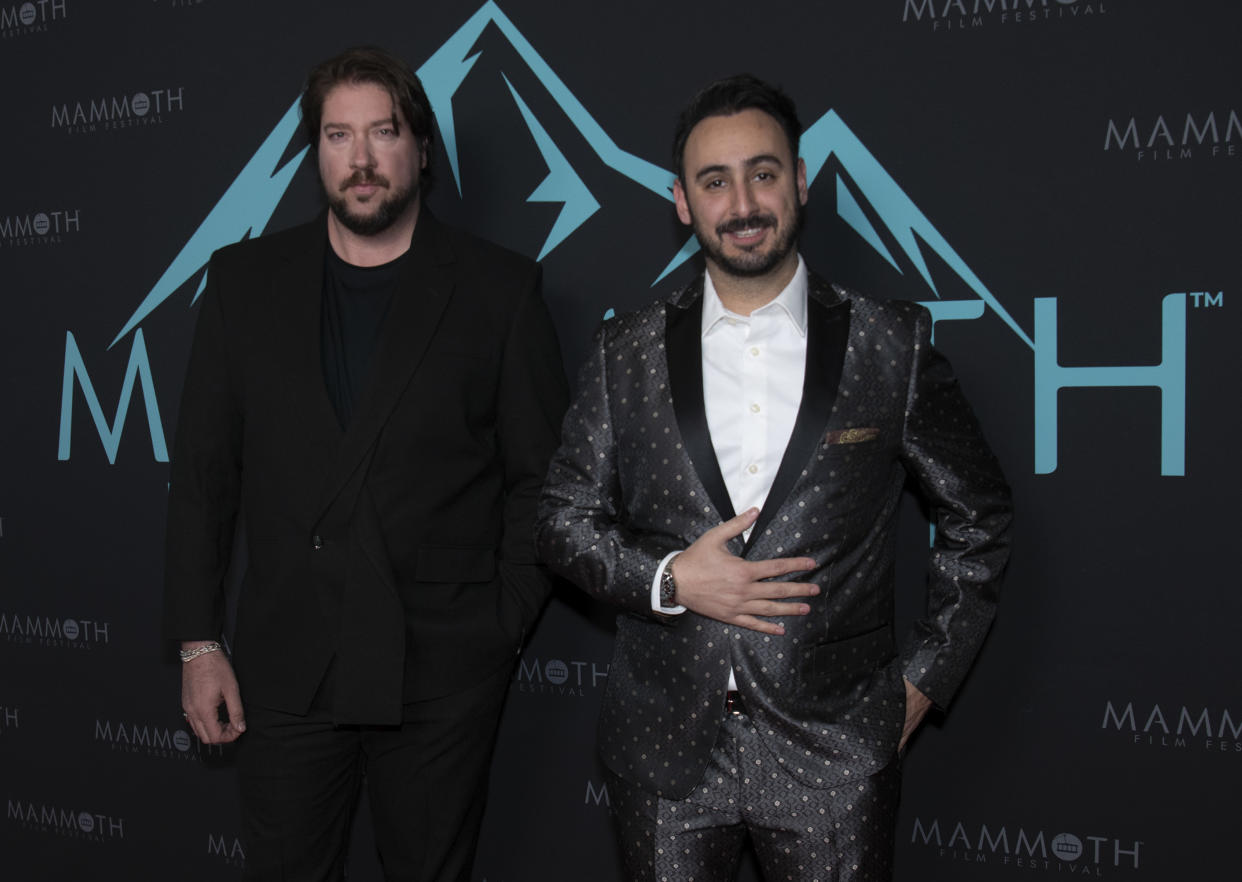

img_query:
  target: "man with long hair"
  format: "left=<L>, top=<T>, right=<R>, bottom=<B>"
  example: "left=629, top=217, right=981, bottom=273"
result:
left=166, top=46, right=567, bottom=880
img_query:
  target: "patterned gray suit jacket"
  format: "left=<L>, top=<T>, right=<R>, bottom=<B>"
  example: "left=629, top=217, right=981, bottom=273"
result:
left=536, top=271, right=1012, bottom=799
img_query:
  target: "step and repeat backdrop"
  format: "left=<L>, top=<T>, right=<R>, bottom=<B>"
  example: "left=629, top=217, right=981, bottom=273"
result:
left=3, top=1, right=1239, bottom=879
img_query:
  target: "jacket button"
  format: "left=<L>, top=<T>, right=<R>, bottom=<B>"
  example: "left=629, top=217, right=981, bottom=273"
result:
left=311, top=535, right=323, bottom=550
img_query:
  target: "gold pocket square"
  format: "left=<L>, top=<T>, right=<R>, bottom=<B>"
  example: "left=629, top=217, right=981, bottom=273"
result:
left=824, top=427, right=880, bottom=445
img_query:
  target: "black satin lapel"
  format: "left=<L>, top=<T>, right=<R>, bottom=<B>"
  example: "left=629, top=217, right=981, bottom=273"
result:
left=273, top=228, right=343, bottom=449
left=666, top=295, right=735, bottom=523
left=745, top=296, right=850, bottom=554
left=312, top=216, right=452, bottom=520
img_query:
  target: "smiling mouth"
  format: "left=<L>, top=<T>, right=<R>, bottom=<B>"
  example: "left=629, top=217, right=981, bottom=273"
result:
left=718, top=214, right=776, bottom=243
left=722, top=226, right=772, bottom=249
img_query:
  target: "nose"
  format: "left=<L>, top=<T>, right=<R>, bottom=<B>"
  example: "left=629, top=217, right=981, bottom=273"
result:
left=731, top=179, right=757, bottom=217
left=349, top=134, right=375, bottom=169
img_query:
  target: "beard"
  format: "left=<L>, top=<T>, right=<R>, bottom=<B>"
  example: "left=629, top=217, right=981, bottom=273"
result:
left=692, top=200, right=804, bottom=279
left=325, top=168, right=419, bottom=237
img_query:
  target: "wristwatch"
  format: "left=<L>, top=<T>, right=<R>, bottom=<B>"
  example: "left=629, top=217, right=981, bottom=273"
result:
left=659, top=554, right=680, bottom=608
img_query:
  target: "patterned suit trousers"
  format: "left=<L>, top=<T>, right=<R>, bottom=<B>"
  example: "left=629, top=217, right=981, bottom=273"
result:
left=608, top=700, right=901, bottom=882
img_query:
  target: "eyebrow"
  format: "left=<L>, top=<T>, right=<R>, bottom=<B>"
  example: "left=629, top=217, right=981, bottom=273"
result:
left=322, top=117, right=401, bottom=131
left=692, top=153, right=785, bottom=182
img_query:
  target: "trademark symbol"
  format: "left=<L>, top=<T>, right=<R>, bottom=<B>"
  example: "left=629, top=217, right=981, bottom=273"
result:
left=1188, top=291, right=1224, bottom=308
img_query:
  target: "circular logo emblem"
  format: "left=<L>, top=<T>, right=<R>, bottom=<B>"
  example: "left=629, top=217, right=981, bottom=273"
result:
left=62, top=619, right=80, bottom=640
left=545, top=659, right=569, bottom=685
left=173, top=729, right=192, bottom=752
left=19, top=3, right=36, bottom=26
left=33, top=213, right=50, bottom=235
left=77, top=811, right=95, bottom=833
left=131, top=92, right=150, bottom=116
left=1052, top=833, right=1083, bottom=861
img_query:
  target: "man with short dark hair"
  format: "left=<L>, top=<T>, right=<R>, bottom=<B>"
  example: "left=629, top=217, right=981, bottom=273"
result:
left=165, top=46, right=567, bottom=880
left=537, top=74, right=1012, bottom=880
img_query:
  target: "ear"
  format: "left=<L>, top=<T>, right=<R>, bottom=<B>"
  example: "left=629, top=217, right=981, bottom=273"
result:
left=673, top=177, right=692, bottom=226
left=420, top=138, right=429, bottom=170
left=796, top=157, right=808, bottom=206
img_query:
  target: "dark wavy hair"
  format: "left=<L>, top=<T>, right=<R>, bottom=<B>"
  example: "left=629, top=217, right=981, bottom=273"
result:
left=300, top=46, right=435, bottom=184
left=672, top=74, right=802, bottom=181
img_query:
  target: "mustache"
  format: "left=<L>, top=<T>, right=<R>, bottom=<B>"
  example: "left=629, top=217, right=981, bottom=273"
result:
left=340, top=169, right=391, bottom=192
left=716, top=213, right=776, bottom=236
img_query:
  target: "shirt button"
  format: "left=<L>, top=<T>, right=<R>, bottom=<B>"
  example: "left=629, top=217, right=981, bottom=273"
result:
left=750, top=347, right=760, bottom=357
left=747, top=464, right=758, bottom=475
left=750, top=403, right=761, bottom=414
left=311, top=535, right=323, bottom=550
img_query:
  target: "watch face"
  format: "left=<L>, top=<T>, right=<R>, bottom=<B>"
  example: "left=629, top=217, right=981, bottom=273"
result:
left=661, top=569, right=676, bottom=606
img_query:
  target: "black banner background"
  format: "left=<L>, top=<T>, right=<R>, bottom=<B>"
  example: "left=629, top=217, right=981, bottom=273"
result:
left=3, top=1, right=1239, bottom=879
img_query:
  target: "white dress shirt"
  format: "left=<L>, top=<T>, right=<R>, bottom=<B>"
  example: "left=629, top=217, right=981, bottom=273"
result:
left=651, top=258, right=810, bottom=690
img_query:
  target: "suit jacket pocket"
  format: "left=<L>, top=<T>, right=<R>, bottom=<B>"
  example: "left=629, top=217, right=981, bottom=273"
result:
left=823, top=427, right=881, bottom=446
left=815, top=429, right=892, bottom=519
left=413, top=545, right=497, bottom=583
left=808, top=623, right=895, bottom=689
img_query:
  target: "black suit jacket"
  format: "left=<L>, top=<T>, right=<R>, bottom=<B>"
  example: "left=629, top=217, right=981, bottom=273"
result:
left=537, top=272, right=1012, bottom=797
left=164, top=211, right=568, bottom=725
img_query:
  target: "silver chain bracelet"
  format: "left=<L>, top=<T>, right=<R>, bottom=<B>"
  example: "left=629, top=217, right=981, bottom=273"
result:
left=178, top=641, right=223, bottom=663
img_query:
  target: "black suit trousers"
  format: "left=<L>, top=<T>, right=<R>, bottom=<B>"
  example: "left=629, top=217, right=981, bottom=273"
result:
left=236, top=661, right=513, bottom=882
